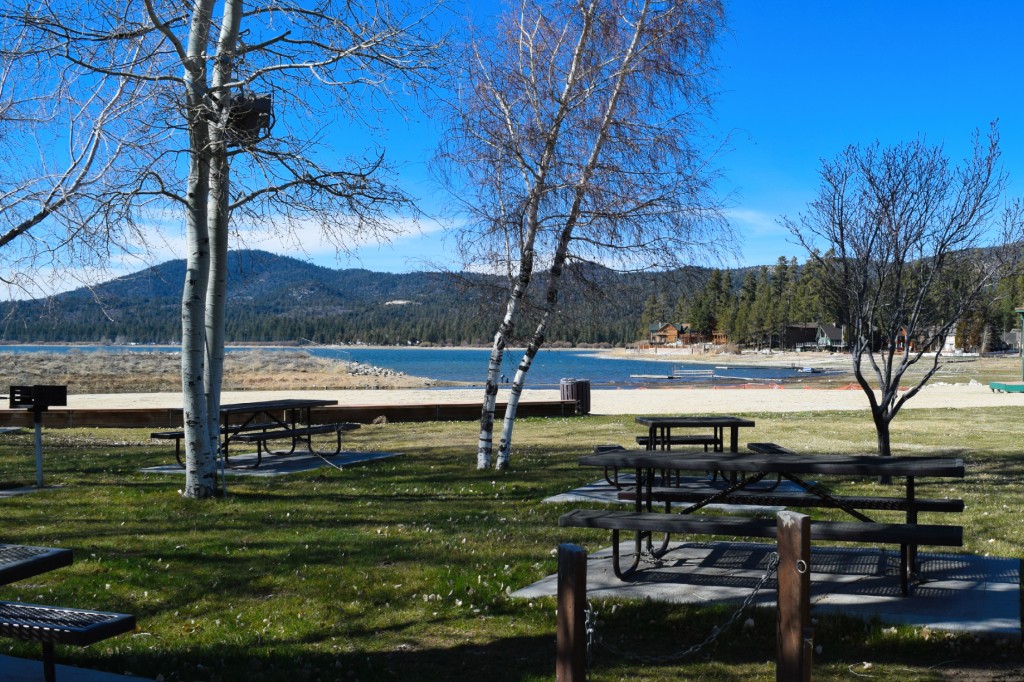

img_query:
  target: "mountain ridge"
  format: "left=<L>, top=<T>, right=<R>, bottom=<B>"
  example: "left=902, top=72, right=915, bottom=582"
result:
left=1, top=250, right=672, bottom=345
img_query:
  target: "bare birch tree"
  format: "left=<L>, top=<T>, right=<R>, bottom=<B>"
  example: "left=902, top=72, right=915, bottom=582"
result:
left=0, top=18, right=143, bottom=294
left=785, top=129, right=1023, bottom=465
left=437, top=0, right=730, bottom=469
left=7, top=0, right=443, bottom=497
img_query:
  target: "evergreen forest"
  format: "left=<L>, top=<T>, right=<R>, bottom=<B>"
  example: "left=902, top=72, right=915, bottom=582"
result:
left=1, top=251, right=1019, bottom=349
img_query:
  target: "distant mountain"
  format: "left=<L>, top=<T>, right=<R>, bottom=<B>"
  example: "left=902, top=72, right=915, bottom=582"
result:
left=0, top=250, right=698, bottom=346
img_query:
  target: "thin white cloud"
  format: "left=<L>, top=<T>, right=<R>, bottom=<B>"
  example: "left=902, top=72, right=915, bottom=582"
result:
left=724, top=207, right=787, bottom=236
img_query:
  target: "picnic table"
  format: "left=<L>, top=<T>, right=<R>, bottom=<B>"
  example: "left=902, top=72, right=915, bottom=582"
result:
left=0, top=544, right=72, bottom=586
left=563, top=449, right=965, bottom=594
left=153, top=398, right=360, bottom=468
left=634, top=415, right=755, bottom=452
left=0, top=543, right=135, bottom=681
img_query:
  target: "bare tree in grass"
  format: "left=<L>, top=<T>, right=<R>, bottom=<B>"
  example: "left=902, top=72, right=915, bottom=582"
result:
left=9, top=0, right=443, bottom=497
left=437, top=0, right=730, bottom=470
left=785, top=128, right=1023, bottom=464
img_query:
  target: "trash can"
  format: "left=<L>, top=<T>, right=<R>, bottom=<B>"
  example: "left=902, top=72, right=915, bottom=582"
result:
left=559, top=378, right=591, bottom=416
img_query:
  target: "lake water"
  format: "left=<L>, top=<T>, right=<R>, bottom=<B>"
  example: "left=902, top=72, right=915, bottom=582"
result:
left=0, top=345, right=821, bottom=387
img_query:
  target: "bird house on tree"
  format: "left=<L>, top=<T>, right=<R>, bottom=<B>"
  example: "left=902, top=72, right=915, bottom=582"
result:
left=226, top=93, right=273, bottom=146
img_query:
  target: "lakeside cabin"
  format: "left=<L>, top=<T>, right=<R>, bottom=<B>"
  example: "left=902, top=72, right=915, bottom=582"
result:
left=647, top=322, right=725, bottom=347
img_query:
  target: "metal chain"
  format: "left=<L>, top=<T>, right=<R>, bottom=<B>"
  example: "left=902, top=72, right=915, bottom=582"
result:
left=586, top=551, right=780, bottom=666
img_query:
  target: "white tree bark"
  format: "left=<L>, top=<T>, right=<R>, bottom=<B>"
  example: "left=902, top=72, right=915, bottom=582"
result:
left=449, top=1, right=728, bottom=468
left=496, top=1, right=654, bottom=468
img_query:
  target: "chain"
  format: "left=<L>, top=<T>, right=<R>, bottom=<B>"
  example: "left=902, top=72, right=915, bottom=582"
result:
left=586, top=552, right=779, bottom=666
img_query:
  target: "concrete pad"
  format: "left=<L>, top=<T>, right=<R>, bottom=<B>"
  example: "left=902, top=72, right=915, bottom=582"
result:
left=0, top=654, right=152, bottom=681
left=514, top=541, right=1021, bottom=636
left=544, top=475, right=792, bottom=514
left=141, top=450, right=400, bottom=477
left=139, top=446, right=399, bottom=473
left=0, top=484, right=62, bottom=499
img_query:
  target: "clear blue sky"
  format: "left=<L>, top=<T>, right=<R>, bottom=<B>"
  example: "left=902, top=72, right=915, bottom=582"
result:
left=138, top=1, right=1013, bottom=280
left=326, top=1, right=1024, bottom=275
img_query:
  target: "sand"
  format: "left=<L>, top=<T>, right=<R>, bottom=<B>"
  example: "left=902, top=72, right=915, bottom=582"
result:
left=64, top=380, right=1018, bottom=415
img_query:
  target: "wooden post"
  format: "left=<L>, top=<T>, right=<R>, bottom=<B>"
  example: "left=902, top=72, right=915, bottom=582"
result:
left=556, top=543, right=587, bottom=682
left=777, top=511, right=812, bottom=682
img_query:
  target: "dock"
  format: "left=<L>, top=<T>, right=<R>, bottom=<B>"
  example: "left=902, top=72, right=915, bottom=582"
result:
left=629, top=368, right=715, bottom=380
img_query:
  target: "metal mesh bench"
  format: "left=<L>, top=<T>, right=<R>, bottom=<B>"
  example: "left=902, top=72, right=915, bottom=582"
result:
left=231, top=422, right=361, bottom=466
left=0, top=601, right=136, bottom=682
left=151, top=422, right=284, bottom=467
left=635, top=434, right=721, bottom=450
left=559, top=508, right=962, bottom=594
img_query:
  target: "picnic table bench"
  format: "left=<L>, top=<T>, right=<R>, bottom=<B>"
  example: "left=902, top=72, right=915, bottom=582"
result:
left=634, top=434, right=720, bottom=450
left=564, top=449, right=965, bottom=595
left=151, top=421, right=280, bottom=466
left=151, top=398, right=361, bottom=468
left=232, top=422, right=361, bottom=464
left=0, top=544, right=134, bottom=682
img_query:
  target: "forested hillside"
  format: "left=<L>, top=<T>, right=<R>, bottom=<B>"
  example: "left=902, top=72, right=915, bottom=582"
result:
left=3, top=250, right=1015, bottom=348
left=0, top=251, right=695, bottom=345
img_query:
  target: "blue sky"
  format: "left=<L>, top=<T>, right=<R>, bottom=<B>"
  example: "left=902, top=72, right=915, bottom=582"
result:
left=87, top=1, right=1012, bottom=286
left=318, top=1, right=1024, bottom=275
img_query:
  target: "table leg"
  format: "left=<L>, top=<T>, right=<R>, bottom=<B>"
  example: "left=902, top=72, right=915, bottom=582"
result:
left=906, top=476, right=918, bottom=586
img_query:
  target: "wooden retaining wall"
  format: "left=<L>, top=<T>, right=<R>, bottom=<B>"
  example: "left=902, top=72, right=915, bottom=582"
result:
left=0, top=400, right=580, bottom=429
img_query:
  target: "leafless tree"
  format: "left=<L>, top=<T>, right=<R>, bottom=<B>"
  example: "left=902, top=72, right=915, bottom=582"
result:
left=0, top=18, right=144, bottom=295
left=6, top=0, right=444, bottom=497
left=785, top=128, right=1023, bottom=465
left=437, top=0, right=731, bottom=469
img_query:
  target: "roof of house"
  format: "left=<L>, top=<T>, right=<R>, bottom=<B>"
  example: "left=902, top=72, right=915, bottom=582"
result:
left=818, top=324, right=843, bottom=340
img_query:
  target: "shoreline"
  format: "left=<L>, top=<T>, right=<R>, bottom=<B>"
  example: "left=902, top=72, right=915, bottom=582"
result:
left=57, top=380, right=1018, bottom=415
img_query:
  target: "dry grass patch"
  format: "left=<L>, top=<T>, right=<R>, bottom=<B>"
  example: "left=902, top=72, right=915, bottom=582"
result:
left=0, top=349, right=446, bottom=393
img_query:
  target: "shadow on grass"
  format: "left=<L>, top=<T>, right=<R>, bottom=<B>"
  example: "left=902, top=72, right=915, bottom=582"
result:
left=16, top=633, right=557, bottom=682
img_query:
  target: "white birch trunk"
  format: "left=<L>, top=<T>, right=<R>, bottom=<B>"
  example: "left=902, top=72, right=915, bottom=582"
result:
left=495, top=328, right=547, bottom=469
left=496, top=242, right=567, bottom=469
left=182, top=153, right=216, bottom=497
left=203, top=0, right=242, bottom=470
left=478, top=263, right=532, bottom=469
left=180, top=0, right=218, bottom=499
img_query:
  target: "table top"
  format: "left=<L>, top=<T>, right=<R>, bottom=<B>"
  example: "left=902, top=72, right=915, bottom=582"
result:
left=0, top=544, right=73, bottom=586
left=635, top=416, right=756, bottom=428
left=220, top=398, right=339, bottom=415
left=579, top=450, right=965, bottom=478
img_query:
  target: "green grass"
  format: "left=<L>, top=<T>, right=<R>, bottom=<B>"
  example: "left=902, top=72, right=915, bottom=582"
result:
left=0, top=409, right=1023, bottom=681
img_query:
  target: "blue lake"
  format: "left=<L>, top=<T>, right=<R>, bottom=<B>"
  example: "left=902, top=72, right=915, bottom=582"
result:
left=0, top=345, right=820, bottom=387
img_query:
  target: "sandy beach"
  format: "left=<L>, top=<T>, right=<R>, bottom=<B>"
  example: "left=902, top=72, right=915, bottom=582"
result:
left=65, top=380, right=1019, bottom=414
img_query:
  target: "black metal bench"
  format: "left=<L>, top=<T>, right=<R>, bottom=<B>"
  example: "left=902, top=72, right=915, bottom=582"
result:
left=619, top=480, right=965, bottom=514
left=558, top=508, right=963, bottom=594
left=0, top=601, right=136, bottom=682
left=151, top=422, right=282, bottom=467
left=635, top=434, right=721, bottom=451
left=231, top=422, right=361, bottom=466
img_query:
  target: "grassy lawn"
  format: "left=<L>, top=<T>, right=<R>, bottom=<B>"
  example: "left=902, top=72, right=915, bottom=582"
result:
left=0, top=408, right=1022, bottom=681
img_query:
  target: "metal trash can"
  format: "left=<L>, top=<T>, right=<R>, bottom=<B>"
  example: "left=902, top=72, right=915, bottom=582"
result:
left=559, top=378, right=591, bottom=416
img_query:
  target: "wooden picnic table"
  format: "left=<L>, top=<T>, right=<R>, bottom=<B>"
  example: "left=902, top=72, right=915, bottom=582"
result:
left=634, top=415, right=755, bottom=452
left=566, top=449, right=965, bottom=594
